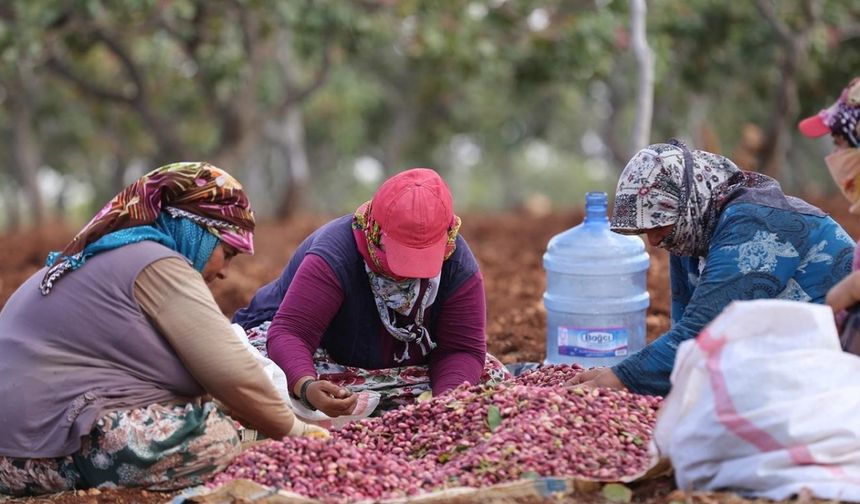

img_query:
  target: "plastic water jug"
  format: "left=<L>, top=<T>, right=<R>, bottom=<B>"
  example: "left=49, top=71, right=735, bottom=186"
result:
left=543, top=192, right=650, bottom=367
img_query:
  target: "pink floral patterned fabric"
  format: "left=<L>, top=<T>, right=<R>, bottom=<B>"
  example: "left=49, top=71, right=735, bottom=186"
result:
left=0, top=402, right=240, bottom=496
left=61, top=162, right=255, bottom=257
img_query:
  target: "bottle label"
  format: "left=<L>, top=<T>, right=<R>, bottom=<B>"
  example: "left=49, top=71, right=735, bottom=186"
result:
left=557, top=326, right=629, bottom=358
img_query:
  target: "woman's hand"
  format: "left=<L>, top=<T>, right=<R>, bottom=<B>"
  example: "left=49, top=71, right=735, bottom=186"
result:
left=287, top=417, right=331, bottom=439
left=565, top=367, right=627, bottom=391
left=302, top=423, right=331, bottom=439
left=826, top=270, right=860, bottom=314
left=306, top=380, right=358, bottom=418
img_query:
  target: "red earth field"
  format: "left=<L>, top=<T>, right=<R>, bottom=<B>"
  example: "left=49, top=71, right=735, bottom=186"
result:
left=1, top=196, right=856, bottom=503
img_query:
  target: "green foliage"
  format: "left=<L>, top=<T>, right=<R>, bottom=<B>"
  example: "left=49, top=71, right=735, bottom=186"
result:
left=602, top=483, right=633, bottom=503
left=0, top=0, right=857, bottom=225
left=486, top=404, right=501, bottom=432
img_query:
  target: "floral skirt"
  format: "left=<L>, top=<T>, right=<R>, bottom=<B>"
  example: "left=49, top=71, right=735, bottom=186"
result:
left=246, top=322, right=511, bottom=413
left=0, top=402, right=240, bottom=496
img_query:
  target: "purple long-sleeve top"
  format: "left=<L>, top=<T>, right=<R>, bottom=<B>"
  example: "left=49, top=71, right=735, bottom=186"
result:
left=233, top=215, right=487, bottom=395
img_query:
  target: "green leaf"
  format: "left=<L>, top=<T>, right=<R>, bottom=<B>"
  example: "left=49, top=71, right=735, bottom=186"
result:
left=602, top=483, right=632, bottom=503
left=416, top=391, right=433, bottom=403
left=487, top=404, right=501, bottom=432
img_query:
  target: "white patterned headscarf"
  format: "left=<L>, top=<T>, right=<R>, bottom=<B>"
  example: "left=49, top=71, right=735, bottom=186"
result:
left=365, top=264, right=441, bottom=363
left=610, top=141, right=747, bottom=257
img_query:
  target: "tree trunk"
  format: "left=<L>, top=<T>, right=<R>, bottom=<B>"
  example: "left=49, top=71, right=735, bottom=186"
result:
left=757, top=50, right=800, bottom=177
left=600, top=72, right=631, bottom=173
left=1, top=175, right=20, bottom=231
left=381, top=95, right=419, bottom=176
left=8, top=74, right=45, bottom=226
left=629, top=0, right=654, bottom=156
left=753, top=0, right=820, bottom=179
left=275, top=106, right=311, bottom=218
left=110, top=154, right=130, bottom=195
left=497, top=152, right=521, bottom=209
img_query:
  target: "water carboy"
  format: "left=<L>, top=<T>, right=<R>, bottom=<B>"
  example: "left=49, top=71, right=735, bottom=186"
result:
left=542, top=191, right=650, bottom=367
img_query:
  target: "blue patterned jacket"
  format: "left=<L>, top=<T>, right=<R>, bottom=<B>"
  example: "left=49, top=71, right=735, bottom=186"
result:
left=613, top=202, right=855, bottom=396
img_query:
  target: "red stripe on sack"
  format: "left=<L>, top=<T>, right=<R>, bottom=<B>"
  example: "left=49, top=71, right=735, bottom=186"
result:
left=697, top=329, right=783, bottom=452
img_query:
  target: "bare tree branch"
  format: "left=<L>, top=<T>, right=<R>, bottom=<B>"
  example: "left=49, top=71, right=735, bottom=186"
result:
left=839, top=23, right=860, bottom=41
left=754, top=0, right=792, bottom=44
left=754, top=0, right=821, bottom=177
left=153, top=0, right=206, bottom=51
left=91, top=30, right=187, bottom=161
left=223, top=0, right=256, bottom=57
left=49, top=21, right=187, bottom=162
left=209, top=2, right=273, bottom=166
left=155, top=0, right=269, bottom=166
left=47, top=28, right=144, bottom=104
left=155, top=2, right=221, bottom=113
left=92, top=30, right=147, bottom=102
left=278, top=43, right=333, bottom=112
left=353, top=0, right=396, bottom=12
left=801, top=0, right=821, bottom=26
left=0, top=3, right=15, bottom=21
left=45, top=56, right=134, bottom=103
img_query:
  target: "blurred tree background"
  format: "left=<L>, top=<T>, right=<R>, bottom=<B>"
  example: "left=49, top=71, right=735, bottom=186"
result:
left=0, top=0, right=857, bottom=229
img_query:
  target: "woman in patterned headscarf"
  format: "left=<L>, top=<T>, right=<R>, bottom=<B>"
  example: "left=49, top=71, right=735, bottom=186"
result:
left=568, top=141, right=854, bottom=397
left=801, top=77, right=860, bottom=356
left=0, top=162, right=325, bottom=497
left=232, top=168, right=510, bottom=422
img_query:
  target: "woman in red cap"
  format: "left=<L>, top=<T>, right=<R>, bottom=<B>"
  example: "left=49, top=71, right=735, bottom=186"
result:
left=0, top=163, right=325, bottom=496
left=801, top=77, right=860, bottom=355
left=233, top=168, right=508, bottom=420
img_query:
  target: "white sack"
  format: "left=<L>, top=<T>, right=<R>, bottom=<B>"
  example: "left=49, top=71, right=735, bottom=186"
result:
left=655, top=300, right=860, bottom=501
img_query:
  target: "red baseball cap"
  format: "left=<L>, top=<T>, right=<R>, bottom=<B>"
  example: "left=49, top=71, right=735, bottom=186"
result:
left=371, top=168, right=454, bottom=278
left=798, top=113, right=831, bottom=138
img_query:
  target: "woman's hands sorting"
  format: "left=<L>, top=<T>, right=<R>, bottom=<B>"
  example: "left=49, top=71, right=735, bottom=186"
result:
left=305, top=379, right=358, bottom=418
left=565, top=367, right=628, bottom=391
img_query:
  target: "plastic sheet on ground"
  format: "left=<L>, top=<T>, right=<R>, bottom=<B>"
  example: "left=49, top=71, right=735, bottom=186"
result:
left=656, top=299, right=860, bottom=501
left=171, top=456, right=670, bottom=504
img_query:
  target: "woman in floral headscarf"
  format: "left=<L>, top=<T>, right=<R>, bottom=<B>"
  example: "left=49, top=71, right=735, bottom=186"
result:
left=568, top=141, right=854, bottom=396
left=0, top=162, right=324, bottom=496
left=800, top=76, right=860, bottom=355
left=232, top=168, right=509, bottom=421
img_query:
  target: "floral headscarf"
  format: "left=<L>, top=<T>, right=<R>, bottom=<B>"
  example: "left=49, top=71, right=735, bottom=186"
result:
left=352, top=200, right=460, bottom=362
left=41, top=162, right=255, bottom=293
left=609, top=141, right=812, bottom=257
left=810, top=77, right=860, bottom=147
